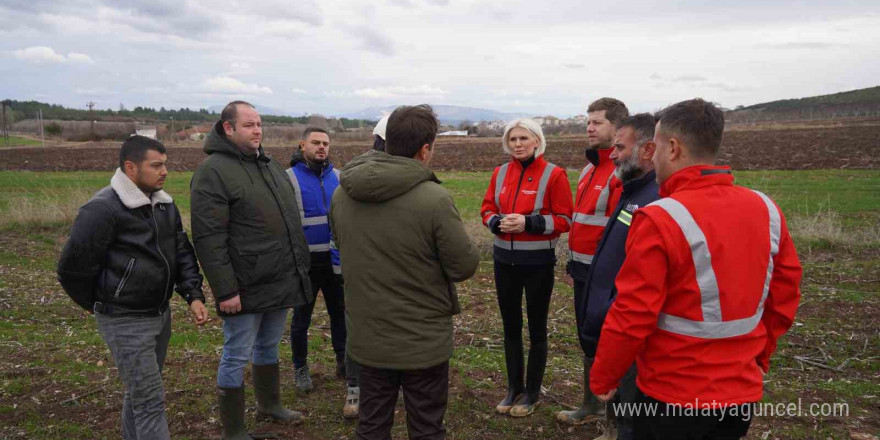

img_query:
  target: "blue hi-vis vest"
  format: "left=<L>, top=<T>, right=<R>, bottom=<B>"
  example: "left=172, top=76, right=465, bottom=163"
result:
left=286, top=162, right=341, bottom=274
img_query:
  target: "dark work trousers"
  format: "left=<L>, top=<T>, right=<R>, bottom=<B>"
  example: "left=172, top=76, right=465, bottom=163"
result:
left=494, top=261, right=555, bottom=402
left=633, top=389, right=752, bottom=440
left=610, top=364, right=638, bottom=440
left=572, top=278, right=596, bottom=357
left=291, top=267, right=357, bottom=384
left=356, top=361, right=449, bottom=440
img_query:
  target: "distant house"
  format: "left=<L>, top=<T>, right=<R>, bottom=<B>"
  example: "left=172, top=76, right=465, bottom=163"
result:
left=438, top=130, right=468, bottom=137
left=533, top=115, right=561, bottom=126
left=176, top=125, right=212, bottom=141
left=135, top=125, right=157, bottom=139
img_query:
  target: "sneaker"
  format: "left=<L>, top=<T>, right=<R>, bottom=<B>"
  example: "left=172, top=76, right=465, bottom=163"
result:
left=294, top=365, right=313, bottom=393
left=343, top=386, right=359, bottom=420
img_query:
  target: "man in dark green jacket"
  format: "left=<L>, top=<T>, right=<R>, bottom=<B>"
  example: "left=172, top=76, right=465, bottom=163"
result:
left=191, top=101, right=313, bottom=439
left=330, top=105, right=480, bottom=440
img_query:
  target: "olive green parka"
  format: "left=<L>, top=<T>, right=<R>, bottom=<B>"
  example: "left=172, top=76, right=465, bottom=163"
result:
left=190, top=122, right=313, bottom=316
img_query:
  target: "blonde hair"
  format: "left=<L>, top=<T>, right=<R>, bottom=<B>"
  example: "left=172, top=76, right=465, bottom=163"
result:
left=502, top=118, right=546, bottom=157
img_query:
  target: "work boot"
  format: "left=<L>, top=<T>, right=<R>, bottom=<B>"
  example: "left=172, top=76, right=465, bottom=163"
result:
left=342, top=386, right=360, bottom=420
left=218, top=386, right=253, bottom=440
left=496, top=339, right=525, bottom=414
left=294, top=364, right=313, bottom=393
left=253, top=363, right=304, bottom=424
left=557, top=356, right=605, bottom=424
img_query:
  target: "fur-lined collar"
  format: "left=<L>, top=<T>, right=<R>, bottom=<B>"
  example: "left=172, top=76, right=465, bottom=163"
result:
left=111, top=168, right=173, bottom=209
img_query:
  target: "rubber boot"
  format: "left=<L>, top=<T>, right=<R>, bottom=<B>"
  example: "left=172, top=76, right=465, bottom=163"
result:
left=495, top=339, right=525, bottom=414
left=556, top=356, right=605, bottom=424
left=253, top=363, right=304, bottom=424
left=218, top=386, right=253, bottom=440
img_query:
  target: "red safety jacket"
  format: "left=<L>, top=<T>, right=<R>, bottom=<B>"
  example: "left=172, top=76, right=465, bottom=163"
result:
left=481, top=155, right=573, bottom=265
left=569, top=148, right=621, bottom=271
left=590, top=165, right=802, bottom=407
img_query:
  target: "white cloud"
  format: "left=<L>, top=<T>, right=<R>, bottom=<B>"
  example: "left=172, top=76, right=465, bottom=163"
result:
left=12, top=46, right=92, bottom=64
left=292, top=88, right=307, bottom=94
left=198, top=76, right=273, bottom=96
left=352, top=85, right=448, bottom=99
left=75, top=87, right=113, bottom=96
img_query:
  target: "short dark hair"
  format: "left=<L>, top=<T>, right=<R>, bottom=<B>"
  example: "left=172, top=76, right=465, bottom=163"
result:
left=220, top=100, right=255, bottom=129
left=588, top=97, right=629, bottom=125
left=655, top=98, right=725, bottom=159
left=119, top=135, right=166, bottom=169
left=302, top=126, right=329, bottom=141
left=385, top=104, right=438, bottom=159
left=617, top=113, right=656, bottom=146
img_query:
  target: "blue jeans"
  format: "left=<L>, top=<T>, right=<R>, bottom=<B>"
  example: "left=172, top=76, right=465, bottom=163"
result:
left=217, top=308, right=289, bottom=388
left=96, top=308, right=172, bottom=440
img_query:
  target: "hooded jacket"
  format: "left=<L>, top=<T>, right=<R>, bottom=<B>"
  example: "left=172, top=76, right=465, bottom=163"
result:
left=287, top=150, right=341, bottom=273
left=569, top=148, right=622, bottom=280
left=58, top=169, right=204, bottom=314
left=329, top=151, right=480, bottom=370
left=190, top=122, right=313, bottom=316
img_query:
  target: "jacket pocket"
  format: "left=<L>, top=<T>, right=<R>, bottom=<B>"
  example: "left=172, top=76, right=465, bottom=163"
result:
left=232, top=240, right=286, bottom=286
left=114, top=257, right=137, bottom=299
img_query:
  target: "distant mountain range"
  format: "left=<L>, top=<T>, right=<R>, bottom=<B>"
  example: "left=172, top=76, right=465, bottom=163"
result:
left=339, top=105, right=532, bottom=124
left=727, top=85, right=880, bottom=122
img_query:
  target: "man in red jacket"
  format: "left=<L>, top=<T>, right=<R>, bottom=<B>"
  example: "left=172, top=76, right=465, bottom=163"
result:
left=561, top=97, right=629, bottom=425
left=590, top=98, right=802, bottom=439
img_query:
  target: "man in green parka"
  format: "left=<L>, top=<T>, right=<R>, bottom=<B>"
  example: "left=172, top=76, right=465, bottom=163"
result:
left=191, top=101, right=313, bottom=439
left=330, top=104, right=480, bottom=440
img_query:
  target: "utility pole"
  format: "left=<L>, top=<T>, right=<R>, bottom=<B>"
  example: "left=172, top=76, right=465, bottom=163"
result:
left=170, top=116, right=174, bottom=143
left=87, top=101, right=96, bottom=140
left=38, top=109, right=45, bottom=147
left=1, top=100, right=8, bottom=148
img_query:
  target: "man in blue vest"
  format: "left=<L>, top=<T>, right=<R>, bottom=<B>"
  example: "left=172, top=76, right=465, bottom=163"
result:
left=558, top=113, right=660, bottom=440
left=287, top=127, right=359, bottom=418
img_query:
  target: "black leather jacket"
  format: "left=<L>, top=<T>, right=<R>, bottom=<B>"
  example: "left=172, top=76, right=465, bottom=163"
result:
left=58, top=185, right=204, bottom=314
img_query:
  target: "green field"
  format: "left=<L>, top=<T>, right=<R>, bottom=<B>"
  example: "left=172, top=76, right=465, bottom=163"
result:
left=1, top=136, right=43, bottom=147
left=0, top=169, right=878, bottom=439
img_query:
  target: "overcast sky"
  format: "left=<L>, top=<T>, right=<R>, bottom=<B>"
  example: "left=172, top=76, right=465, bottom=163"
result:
left=2, top=0, right=878, bottom=118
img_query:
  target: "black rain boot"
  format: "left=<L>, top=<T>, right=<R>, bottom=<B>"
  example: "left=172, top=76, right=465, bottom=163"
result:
left=218, top=386, right=253, bottom=440
left=252, top=363, right=304, bottom=424
left=557, top=356, right=606, bottom=424
left=495, top=339, right=525, bottom=414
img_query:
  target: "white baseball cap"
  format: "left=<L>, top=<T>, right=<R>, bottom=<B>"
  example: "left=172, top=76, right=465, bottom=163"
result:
left=372, top=114, right=390, bottom=140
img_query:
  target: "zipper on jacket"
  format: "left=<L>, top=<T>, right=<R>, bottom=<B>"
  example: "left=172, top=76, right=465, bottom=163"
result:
left=576, top=167, right=599, bottom=207
left=114, top=257, right=136, bottom=299
left=320, top=175, right=328, bottom=212
left=508, top=165, right=528, bottom=252
left=152, top=206, right=172, bottom=307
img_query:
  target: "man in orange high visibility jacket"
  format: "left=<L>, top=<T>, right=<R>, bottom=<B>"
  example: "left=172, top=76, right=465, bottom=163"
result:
left=562, top=97, right=629, bottom=425
left=590, top=99, right=802, bottom=439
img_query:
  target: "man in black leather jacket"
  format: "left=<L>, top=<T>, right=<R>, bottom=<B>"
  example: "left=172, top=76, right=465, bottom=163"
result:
left=58, top=135, right=207, bottom=440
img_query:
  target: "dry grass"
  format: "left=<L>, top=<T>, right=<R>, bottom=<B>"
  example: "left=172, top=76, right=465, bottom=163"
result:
left=788, top=210, right=880, bottom=247
left=0, top=188, right=94, bottom=230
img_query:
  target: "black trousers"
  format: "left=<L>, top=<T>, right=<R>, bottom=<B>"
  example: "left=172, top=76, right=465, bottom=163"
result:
left=494, top=261, right=554, bottom=400
left=572, top=278, right=597, bottom=356
left=291, top=267, right=346, bottom=366
left=634, top=389, right=752, bottom=440
left=356, top=361, right=449, bottom=440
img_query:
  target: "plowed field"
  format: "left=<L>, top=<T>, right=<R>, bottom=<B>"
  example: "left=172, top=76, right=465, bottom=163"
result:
left=2, top=123, right=878, bottom=171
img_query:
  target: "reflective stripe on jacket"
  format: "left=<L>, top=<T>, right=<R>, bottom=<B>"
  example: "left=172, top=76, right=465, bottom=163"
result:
left=480, top=155, right=573, bottom=265
left=569, top=148, right=621, bottom=275
left=286, top=160, right=341, bottom=273
left=590, top=165, right=802, bottom=407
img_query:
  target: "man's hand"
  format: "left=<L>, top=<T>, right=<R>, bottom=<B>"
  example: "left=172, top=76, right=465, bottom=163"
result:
left=189, top=300, right=209, bottom=325
left=500, top=214, right=526, bottom=234
left=596, top=388, right=617, bottom=402
left=219, top=295, right=242, bottom=314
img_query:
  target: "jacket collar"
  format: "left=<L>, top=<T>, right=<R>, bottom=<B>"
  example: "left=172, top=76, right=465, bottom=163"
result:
left=509, top=154, right=545, bottom=171
left=659, top=165, right=733, bottom=197
left=111, top=168, right=173, bottom=209
left=586, top=147, right=614, bottom=167
left=621, top=169, right=657, bottom=196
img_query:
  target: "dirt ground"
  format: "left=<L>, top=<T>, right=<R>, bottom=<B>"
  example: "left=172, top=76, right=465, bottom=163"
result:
left=2, top=122, right=879, bottom=172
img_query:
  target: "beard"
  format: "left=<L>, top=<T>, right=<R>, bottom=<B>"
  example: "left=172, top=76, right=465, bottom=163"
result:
left=614, top=146, right=643, bottom=182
